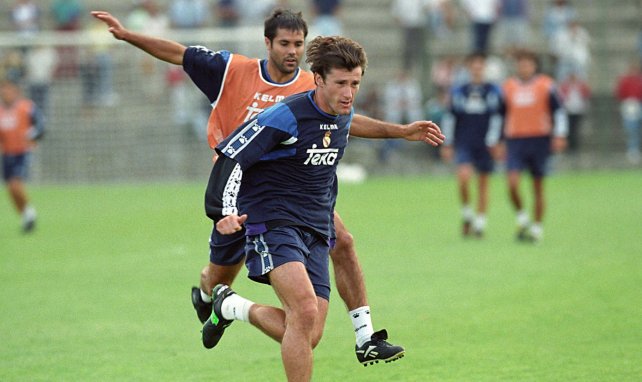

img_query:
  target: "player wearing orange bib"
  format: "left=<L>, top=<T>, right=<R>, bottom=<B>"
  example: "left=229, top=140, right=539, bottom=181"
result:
left=0, top=79, right=45, bottom=233
left=92, top=8, right=444, bottom=364
left=501, top=50, right=567, bottom=242
left=203, top=52, right=314, bottom=148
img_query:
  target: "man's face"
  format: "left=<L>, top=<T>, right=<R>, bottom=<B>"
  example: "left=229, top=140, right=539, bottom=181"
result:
left=266, top=28, right=305, bottom=75
left=315, top=67, right=363, bottom=115
left=516, top=57, right=536, bottom=80
left=0, top=83, right=19, bottom=105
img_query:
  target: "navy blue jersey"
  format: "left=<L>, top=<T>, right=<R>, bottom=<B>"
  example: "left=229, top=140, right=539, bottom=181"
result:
left=216, top=90, right=352, bottom=239
left=444, top=83, right=503, bottom=147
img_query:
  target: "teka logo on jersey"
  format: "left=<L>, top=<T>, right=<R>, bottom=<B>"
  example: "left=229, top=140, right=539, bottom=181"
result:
left=304, top=144, right=339, bottom=166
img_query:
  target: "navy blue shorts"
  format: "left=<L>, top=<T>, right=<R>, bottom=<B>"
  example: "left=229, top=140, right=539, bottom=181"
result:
left=208, top=224, right=246, bottom=266
left=245, top=226, right=331, bottom=301
left=2, top=153, right=31, bottom=182
left=455, top=144, right=494, bottom=173
left=506, top=137, right=551, bottom=177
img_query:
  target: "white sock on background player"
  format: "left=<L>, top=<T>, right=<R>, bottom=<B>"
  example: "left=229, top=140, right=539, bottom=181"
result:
left=22, top=205, right=36, bottom=224
left=516, top=209, right=530, bottom=228
left=473, top=214, right=487, bottom=232
left=529, top=223, right=543, bottom=240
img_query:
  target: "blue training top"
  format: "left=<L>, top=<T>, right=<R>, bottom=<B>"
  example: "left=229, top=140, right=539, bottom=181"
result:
left=446, top=82, right=503, bottom=147
left=216, top=90, right=352, bottom=239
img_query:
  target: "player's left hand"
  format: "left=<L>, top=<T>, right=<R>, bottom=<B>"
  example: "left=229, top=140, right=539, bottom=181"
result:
left=216, top=214, right=247, bottom=235
left=552, top=137, right=567, bottom=153
left=402, top=121, right=445, bottom=146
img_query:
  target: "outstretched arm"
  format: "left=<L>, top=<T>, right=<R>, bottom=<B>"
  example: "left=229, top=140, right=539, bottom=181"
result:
left=350, top=114, right=445, bottom=146
left=91, top=11, right=186, bottom=65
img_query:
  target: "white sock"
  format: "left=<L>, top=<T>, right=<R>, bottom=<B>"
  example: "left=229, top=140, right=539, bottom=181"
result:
left=473, top=214, right=486, bottom=232
left=461, top=205, right=474, bottom=222
left=529, top=223, right=543, bottom=240
left=516, top=210, right=529, bottom=228
left=221, top=293, right=253, bottom=322
left=22, top=205, right=36, bottom=223
left=200, top=289, right=212, bottom=303
left=350, top=306, right=374, bottom=347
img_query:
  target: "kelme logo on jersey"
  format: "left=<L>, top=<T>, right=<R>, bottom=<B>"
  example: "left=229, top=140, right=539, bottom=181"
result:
left=253, top=92, right=286, bottom=103
left=320, top=123, right=338, bottom=130
left=304, top=144, right=339, bottom=166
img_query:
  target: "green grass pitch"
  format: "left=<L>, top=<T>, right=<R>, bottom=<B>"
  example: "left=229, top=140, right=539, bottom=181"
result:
left=1, top=171, right=641, bottom=381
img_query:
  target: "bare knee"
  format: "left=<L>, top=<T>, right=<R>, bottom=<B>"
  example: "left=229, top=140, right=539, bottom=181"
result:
left=291, top=301, right=318, bottom=324
left=331, top=227, right=355, bottom=263
left=457, top=165, right=473, bottom=183
left=287, top=299, right=318, bottom=334
left=336, top=229, right=354, bottom=250
left=7, top=179, right=27, bottom=204
left=507, top=172, right=520, bottom=189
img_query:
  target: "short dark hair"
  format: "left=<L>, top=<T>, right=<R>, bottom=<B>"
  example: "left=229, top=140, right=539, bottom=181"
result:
left=305, top=36, right=368, bottom=79
left=264, top=9, right=308, bottom=42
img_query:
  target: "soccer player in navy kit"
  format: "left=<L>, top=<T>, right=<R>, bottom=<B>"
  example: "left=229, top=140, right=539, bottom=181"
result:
left=201, top=36, right=387, bottom=381
left=441, top=52, right=503, bottom=237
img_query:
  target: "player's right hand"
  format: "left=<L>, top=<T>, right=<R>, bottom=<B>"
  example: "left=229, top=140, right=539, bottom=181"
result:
left=216, top=214, right=248, bottom=235
left=91, top=11, right=127, bottom=40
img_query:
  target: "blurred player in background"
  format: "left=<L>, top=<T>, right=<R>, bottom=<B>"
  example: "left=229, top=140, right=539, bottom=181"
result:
left=91, top=8, right=444, bottom=364
left=0, top=79, right=45, bottom=233
left=614, top=58, right=642, bottom=164
left=441, top=52, right=503, bottom=238
left=501, top=50, right=567, bottom=243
